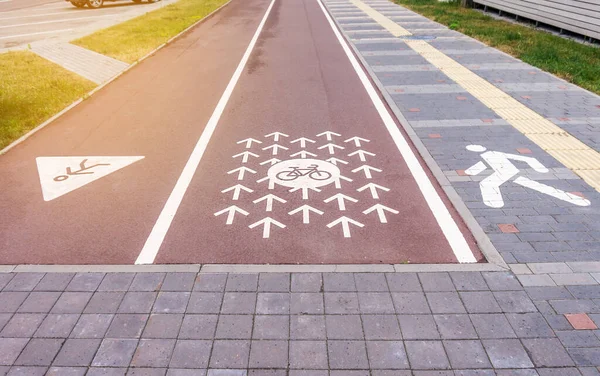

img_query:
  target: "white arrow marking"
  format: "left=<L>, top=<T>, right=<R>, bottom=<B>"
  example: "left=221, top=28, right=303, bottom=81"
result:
left=227, top=166, right=256, bottom=181
left=214, top=206, right=249, bottom=224
left=257, top=176, right=276, bottom=189
left=327, top=216, right=364, bottom=238
left=290, top=137, right=316, bottom=148
left=288, top=205, right=324, bottom=224
left=363, top=204, right=399, bottom=223
left=237, top=138, right=262, bottom=148
left=348, top=149, right=376, bottom=162
left=324, top=193, right=358, bottom=211
left=317, top=131, right=342, bottom=141
left=232, top=151, right=259, bottom=163
left=290, top=150, right=317, bottom=159
left=333, top=175, right=353, bottom=189
left=253, top=194, right=287, bottom=212
left=345, top=136, right=370, bottom=147
left=327, top=157, right=349, bottom=166
left=260, top=158, right=281, bottom=166
left=262, top=144, right=289, bottom=156
left=352, top=165, right=382, bottom=179
left=357, top=183, right=390, bottom=199
left=221, top=184, right=253, bottom=200
left=249, top=217, right=286, bottom=238
left=265, top=132, right=289, bottom=142
left=318, top=143, right=344, bottom=155
left=289, top=186, right=321, bottom=200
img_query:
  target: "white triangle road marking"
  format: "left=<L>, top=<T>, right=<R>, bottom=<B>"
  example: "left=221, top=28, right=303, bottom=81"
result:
left=36, top=156, right=144, bottom=202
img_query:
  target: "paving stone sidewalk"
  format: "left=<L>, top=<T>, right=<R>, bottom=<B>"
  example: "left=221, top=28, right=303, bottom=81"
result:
left=1, top=270, right=600, bottom=375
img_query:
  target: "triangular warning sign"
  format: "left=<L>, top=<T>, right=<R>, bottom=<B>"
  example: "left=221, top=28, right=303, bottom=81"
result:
left=36, top=156, right=144, bottom=201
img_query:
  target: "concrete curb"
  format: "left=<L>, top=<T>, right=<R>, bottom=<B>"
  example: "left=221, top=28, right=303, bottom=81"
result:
left=0, top=263, right=506, bottom=273
left=323, top=2, right=508, bottom=270
left=0, top=0, right=233, bottom=156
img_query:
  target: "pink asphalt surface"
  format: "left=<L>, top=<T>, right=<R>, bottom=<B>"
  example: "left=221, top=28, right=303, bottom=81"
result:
left=0, top=0, right=482, bottom=265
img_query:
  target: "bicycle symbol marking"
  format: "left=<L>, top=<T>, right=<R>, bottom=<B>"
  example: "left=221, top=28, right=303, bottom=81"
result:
left=276, top=164, right=333, bottom=182
left=268, top=158, right=340, bottom=189
left=53, top=159, right=110, bottom=182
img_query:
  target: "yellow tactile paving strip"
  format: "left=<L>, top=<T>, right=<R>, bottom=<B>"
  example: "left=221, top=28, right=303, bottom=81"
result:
left=345, top=0, right=600, bottom=191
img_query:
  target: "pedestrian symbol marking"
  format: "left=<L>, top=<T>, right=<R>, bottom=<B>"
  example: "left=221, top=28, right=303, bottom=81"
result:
left=464, top=145, right=591, bottom=208
left=36, top=156, right=144, bottom=202
left=268, top=158, right=340, bottom=189
left=214, top=206, right=249, bottom=224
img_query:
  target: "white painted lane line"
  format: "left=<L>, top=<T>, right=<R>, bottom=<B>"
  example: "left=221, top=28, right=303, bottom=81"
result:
left=0, top=28, right=72, bottom=39
left=135, top=0, right=277, bottom=265
left=0, top=14, right=118, bottom=29
left=316, top=0, right=477, bottom=263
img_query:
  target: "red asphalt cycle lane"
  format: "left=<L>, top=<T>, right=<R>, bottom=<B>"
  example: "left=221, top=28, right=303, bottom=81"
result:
left=149, top=0, right=482, bottom=264
left=0, top=0, right=271, bottom=264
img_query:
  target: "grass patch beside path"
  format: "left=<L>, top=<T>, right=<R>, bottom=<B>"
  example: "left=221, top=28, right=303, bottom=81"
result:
left=395, top=0, right=600, bottom=95
left=0, top=51, right=96, bottom=150
left=73, top=0, right=229, bottom=64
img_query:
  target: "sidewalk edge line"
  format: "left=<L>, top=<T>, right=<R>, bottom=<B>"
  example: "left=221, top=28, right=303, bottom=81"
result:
left=0, top=0, right=233, bottom=156
left=320, top=0, right=507, bottom=269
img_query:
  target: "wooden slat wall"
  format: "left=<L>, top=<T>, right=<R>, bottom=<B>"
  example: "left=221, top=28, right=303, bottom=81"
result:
left=473, top=0, right=600, bottom=40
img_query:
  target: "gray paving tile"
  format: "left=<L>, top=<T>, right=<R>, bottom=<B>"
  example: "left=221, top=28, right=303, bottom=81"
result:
left=209, top=340, right=250, bottom=369
left=178, top=314, right=218, bottom=340
left=325, top=293, right=360, bottom=314
left=0, top=314, right=45, bottom=338
left=98, top=274, right=134, bottom=292
left=186, top=292, right=223, bottom=314
left=92, top=338, right=137, bottom=367
left=443, top=340, right=492, bottom=369
left=15, top=338, right=63, bottom=366
left=460, top=292, right=502, bottom=313
left=354, top=273, right=388, bottom=292
left=362, top=315, right=402, bottom=340
left=4, top=273, right=44, bottom=292
left=142, top=314, right=183, bottom=339
left=494, top=291, right=537, bottom=313
left=118, top=292, right=157, bottom=314
left=221, top=293, right=256, bottom=314
left=0, top=338, right=29, bottom=366
left=86, top=368, right=127, bottom=376
left=70, top=314, right=113, bottom=339
left=327, top=340, right=369, bottom=369
left=153, top=292, right=190, bottom=314
left=6, top=367, right=47, bottom=376
left=52, top=338, right=101, bottom=367
left=289, top=341, right=328, bottom=369
left=161, top=273, right=196, bottom=292
left=324, top=273, right=356, bottom=292
left=483, top=272, right=523, bottom=291
left=105, top=314, right=147, bottom=338
left=129, top=273, right=165, bottom=292
left=568, top=347, right=600, bottom=366
left=51, top=292, right=92, bottom=314
left=256, top=293, right=289, bottom=315
left=130, top=338, right=176, bottom=367
left=505, top=313, right=554, bottom=338
left=252, top=315, right=289, bottom=340
left=216, top=315, right=253, bottom=340
left=427, top=292, right=467, bottom=314
left=193, top=274, right=226, bottom=292
left=66, top=273, right=104, bottom=292
left=17, top=292, right=61, bottom=313
left=391, top=292, right=431, bottom=314
left=326, top=315, right=364, bottom=339
left=386, top=273, right=422, bottom=292
left=291, top=273, right=322, bottom=292
left=248, top=340, right=288, bottom=368
left=290, top=293, right=324, bottom=314
left=482, top=339, right=534, bottom=368
left=470, top=313, right=516, bottom=339
left=357, top=292, right=395, bottom=314
left=434, top=314, right=478, bottom=340
left=290, top=315, right=326, bottom=340
left=450, top=272, right=490, bottom=291
left=84, top=292, right=125, bottom=314
left=419, top=273, right=455, bottom=292
left=523, top=338, right=575, bottom=367
left=0, top=292, right=28, bottom=313
left=367, top=340, right=409, bottom=369
left=225, top=274, right=258, bottom=292
left=46, top=367, right=87, bottom=376
left=169, top=340, right=212, bottom=368
left=405, top=340, right=450, bottom=370
left=34, top=314, right=79, bottom=338
left=258, top=273, right=289, bottom=292
left=398, top=314, right=440, bottom=339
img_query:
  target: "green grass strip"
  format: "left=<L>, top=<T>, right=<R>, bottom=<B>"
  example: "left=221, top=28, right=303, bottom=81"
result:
left=395, top=0, right=600, bottom=95
left=73, top=0, right=229, bottom=64
left=0, top=51, right=96, bottom=150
